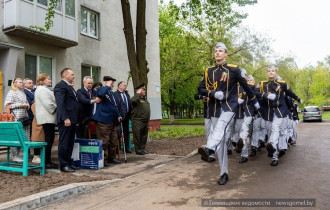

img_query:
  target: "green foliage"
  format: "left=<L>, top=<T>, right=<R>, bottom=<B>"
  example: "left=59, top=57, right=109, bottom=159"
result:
left=149, top=125, right=205, bottom=140
left=161, top=118, right=205, bottom=125
left=30, top=0, right=59, bottom=32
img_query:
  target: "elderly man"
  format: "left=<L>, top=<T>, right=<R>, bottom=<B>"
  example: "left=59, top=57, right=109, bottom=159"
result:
left=198, top=42, right=259, bottom=185
left=92, top=76, right=122, bottom=167
left=76, top=76, right=100, bottom=139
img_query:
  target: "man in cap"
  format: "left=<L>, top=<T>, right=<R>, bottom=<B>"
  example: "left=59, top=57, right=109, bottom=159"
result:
left=198, top=42, right=260, bottom=185
left=92, top=76, right=122, bottom=167
left=131, top=83, right=151, bottom=155
left=259, top=65, right=302, bottom=166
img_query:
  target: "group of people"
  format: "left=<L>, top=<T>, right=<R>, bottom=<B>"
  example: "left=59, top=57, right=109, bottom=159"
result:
left=195, top=42, right=301, bottom=185
left=4, top=68, right=150, bottom=173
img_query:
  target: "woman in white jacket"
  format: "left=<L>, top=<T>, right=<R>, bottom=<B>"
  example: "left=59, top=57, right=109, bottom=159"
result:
left=34, top=73, right=58, bottom=169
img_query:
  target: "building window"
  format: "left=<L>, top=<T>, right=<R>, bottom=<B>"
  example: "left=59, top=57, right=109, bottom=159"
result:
left=65, top=0, right=75, bottom=17
left=37, top=0, right=48, bottom=6
left=81, top=65, right=101, bottom=86
left=25, top=54, right=53, bottom=83
left=81, top=7, right=99, bottom=38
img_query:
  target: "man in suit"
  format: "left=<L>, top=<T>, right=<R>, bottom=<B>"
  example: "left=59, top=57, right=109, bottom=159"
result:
left=114, top=81, right=133, bottom=153
left=76, top=76, right=100, bottom=139
left=92, top=76, right=122, bottom=167
left=54, top=68, right=79, bottom=173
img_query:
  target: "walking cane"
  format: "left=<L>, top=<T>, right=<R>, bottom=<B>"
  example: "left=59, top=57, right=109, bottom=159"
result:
left=121, top=122, right=127, bottom=163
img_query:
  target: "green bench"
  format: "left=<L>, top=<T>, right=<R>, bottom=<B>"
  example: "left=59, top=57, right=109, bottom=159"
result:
left=0, top=122, right=47, bottom=176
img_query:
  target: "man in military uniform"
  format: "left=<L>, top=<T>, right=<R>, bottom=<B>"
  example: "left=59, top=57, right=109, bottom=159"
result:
left=198, top=42, right=260, bottom=185
left=260, top=65, right=302, bottom=166
left=131, top=83, right=151, bottom=155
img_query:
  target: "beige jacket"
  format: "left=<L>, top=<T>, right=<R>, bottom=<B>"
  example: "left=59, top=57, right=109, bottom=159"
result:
left=35, top=86, right=57, bottom=125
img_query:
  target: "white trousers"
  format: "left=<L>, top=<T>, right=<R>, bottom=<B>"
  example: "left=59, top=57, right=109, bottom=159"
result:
left=240, top=115, right=253, bottom=158
left=251, top=117, right=262, bottom=148
left=206, top=111, right=235, bottom=176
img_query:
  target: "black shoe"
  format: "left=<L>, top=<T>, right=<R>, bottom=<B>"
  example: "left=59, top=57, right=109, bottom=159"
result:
left=259, top=140, right=265, bottom=148
left=279, top=150, right=285, bottom=158
left=109, top=158, right=121, bottom=164
left=136, top=151, right=145, bottom=155
left=126, top=150, right=132, bottom=153
left=104, top=162, right=110, bottom=167
left=208, top=156, right=216, bottom=162
left=142, top=150, right=149, bottom=154
left=232, top=142, right=237, bottom=148
left=69, top=165, right=80, bottom=170
left=45, top=162, right=58, bottom=169
left=239, top=157, right=248, bottom=163
left=288, top=138, right=292, bottom=144
left=266, top=143, right=275, bottom=156
left=237, top=138, right=243, bottom=150
left=60, top=166, right=75, bottom=173
left=218, top=173, right=229, bottom=185
left=249, top=148, right=257, bottom=157
left=198, top=147, right=209, bottom=162
left=227, top=149, right=232, bottom=155
left=271, top=160, right=278, bottom=166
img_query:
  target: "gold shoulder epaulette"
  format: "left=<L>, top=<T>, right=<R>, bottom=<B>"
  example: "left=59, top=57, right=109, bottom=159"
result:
left=277, top=80, right=286, bottom=83
left=227, top=64, right=238, bottom=68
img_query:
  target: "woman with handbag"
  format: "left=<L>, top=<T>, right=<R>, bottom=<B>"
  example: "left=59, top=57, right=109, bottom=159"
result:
left=4, top=78, right=30, bottom=163
left=34, top=73, right=58, bottom=169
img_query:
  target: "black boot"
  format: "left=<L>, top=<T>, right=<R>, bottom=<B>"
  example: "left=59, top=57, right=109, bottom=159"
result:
left=218, top=173, right=229, bottom=185
left=239, top=157, right=248, bottom=163
left=271, top=160, right=278, bottom=166
left=249, top=147, right=257, bottom=157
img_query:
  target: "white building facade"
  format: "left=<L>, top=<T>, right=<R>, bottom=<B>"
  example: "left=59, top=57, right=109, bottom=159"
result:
left=0, top=0, right=162, bottom=127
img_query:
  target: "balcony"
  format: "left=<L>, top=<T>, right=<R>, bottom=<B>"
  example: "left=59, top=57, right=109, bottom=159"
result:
left=3, top=0, right=78, bottom=48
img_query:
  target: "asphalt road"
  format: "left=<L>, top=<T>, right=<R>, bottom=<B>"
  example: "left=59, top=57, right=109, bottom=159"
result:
left=41, top=120, right=330, bottom=210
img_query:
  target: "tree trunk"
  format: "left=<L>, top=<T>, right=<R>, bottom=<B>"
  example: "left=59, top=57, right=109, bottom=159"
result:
left=120, top=0, right=148, bottom=90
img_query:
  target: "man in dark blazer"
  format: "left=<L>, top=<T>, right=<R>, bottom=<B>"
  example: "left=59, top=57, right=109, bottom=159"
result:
left=76, top=76, right=100, bottom=139
left=114, top=81, right=133, bottom=153
left=54, top=68, right=79, bottom=173
left=92, top=76, right=122, bottom=167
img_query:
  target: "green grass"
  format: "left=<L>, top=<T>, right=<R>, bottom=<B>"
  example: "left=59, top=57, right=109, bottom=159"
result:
left=149, top=125, right=205, bottom=140
left=161, top=118, right=205, bottom=125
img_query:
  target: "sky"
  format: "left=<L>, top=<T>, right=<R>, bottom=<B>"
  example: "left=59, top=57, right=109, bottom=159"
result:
left=161, top=0, right=330, bottom=68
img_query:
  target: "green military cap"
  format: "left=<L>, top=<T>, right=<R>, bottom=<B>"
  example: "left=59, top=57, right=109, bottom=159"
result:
left=135, top=82, right=146, bottom=90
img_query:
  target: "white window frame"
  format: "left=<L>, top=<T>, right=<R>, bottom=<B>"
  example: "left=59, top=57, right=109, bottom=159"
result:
left=25, top=53, right=56, bottom=85
left=80, top=7, right=99, bottom=39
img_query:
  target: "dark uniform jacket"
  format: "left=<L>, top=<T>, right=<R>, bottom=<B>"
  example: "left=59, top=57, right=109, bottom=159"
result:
left=91, top=86, right=121, bottom=125
left=131, top=93, right=150, bottom=122
left=194, top=93, right=220, bottom=119
left=235, top=84, right=245, bottom=119
left=198, top=63, right=257, bottom=113
left=253, top=84, right=264, bottom=119
left=114, top=90, right=132, bottom=120
left=241, top=83, right=257, bottom=117
left=260, top=79, right=301, bottom=121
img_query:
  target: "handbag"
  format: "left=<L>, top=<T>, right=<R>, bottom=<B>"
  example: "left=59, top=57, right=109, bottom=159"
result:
left=0, top=105, right=15, bottom=122
left=18, top=116, right=31, bottom=127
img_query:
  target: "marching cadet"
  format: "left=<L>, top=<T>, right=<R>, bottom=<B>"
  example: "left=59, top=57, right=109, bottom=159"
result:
left=236, top=70, right=257, bottom=163
left=194, top=93, right=220, bottom=162
left=260, top=65, right=302, bottom=166
left=131, top=83, right=151, bottom=155
left=248, top=75, right=265, bottom=157
left=197, top=42, right=259, bottom=185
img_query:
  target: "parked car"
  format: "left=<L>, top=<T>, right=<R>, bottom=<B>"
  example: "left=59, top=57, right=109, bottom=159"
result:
left=303, top=106, right=322, bottom=122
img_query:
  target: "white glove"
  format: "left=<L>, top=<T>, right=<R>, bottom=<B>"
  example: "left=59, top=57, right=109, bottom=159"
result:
left=298, top=99, right=303, bottom=104
left=254, top=101, right=260, bottom=110
left=238, top=98, right=244, bottom=104
left=295, top=120, right=299, bottom=124
left=267, top=94, right=276, bottom=100
left=214, top=91, right=224, bottom=100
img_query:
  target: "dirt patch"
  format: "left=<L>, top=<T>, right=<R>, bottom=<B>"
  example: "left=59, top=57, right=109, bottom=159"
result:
left=147, top=135, right=206, bottom=156
left=0, top=135, right=206, bottom=203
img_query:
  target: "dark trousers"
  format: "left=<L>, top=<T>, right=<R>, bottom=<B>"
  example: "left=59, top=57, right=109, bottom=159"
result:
left=34, top=123, right=55, bottom=163
left=121, top=117, right=130, bottom=151
left=132, top=120, right=149, bottom=153
left=58, top=123, right=76, bottom=167
left=76, top=119, right=90, bottom=139
left=95, top=122, right=118, bottom=161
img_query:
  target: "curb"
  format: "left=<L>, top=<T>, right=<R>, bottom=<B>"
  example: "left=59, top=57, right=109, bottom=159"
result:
left=0, top=179, right=122, bottom=210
